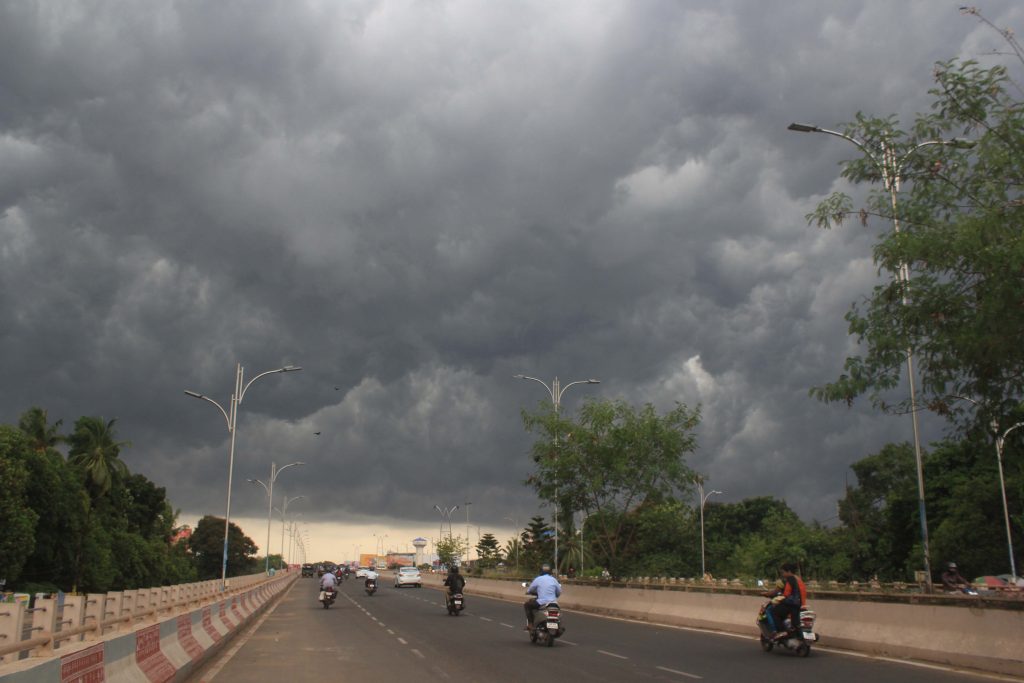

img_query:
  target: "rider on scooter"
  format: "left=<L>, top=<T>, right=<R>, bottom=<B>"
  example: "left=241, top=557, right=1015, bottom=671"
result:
left=363, top=567, right=379, bottom=590
left=524, top=563, right=562, bottom=630
left=769, top=562, right=806, bottom=640
left=319, top=567, right=339, bottom=600
left=443, top=565, right=466, bottom=608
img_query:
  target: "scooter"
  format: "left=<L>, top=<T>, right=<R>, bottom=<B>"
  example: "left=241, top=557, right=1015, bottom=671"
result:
left=365, top=578, right=377, bottom=596
left=522, top=583, right=565, bottom=647
left=445, top=592, right=465, bottom=615
left=319, top=586, right=337, bottom=609
left=756, top=600, right=818, bottom=657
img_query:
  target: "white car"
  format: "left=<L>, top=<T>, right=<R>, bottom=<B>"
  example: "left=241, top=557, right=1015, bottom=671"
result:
left=355, top=567, right=371, bottom=578
left=394, top=566, right=422, bottom=588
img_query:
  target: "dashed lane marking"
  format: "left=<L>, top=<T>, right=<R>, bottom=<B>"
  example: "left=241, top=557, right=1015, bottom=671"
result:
left=411, top=649, right=425, bottom=659
left=397, top=638, right=408, bottom=645
left=597, top=649, right=628, bottom=660
left=656, top=666, right=703, bottom=679
left=499, top=622, right=515, bottom=629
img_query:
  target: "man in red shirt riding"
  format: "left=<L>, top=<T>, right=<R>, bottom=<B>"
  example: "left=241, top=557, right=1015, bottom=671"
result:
left=771, top=562, right=807, bottom=639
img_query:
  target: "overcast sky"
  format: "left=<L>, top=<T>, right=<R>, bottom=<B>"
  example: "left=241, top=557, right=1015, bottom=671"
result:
left=3, top=1, right=1021, bottom=563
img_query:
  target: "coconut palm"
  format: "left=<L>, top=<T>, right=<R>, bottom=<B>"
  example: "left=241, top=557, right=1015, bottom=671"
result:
left=18, top=406, right=66, bottom=455
left=68, top=416, right=131, bottom=497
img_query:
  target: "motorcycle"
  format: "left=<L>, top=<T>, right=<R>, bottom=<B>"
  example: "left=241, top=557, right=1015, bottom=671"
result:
left=445, top=592, right=465, bottom=616
left=522, top=583, right=565, bottom=647
left=319, top=586, right=337, bottom=609
left=756, top=600, right=818, bottom=657
left=365, top=578, right=377, bottom=596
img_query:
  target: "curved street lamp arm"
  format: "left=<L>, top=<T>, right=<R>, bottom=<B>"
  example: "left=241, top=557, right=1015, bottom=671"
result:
left=184, top=391, right=232, bottom=431
left=275, top=461, right=306, bottom=481
left=247, top=478, right=270, bottom=495
left=556, top=379, right=601, bottom=404
left=514, top=374, right=554, bottom=402
left=239, top=366, right=303, bottom=404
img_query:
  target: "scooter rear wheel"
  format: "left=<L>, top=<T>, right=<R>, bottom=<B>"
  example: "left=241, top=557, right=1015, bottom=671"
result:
left=797, top=643, right=810, bottom=657
left=760, top=636, right=773, bottom=652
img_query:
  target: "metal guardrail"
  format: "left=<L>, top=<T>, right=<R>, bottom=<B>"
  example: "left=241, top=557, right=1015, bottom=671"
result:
left=0, top=571, right=284, bottom=664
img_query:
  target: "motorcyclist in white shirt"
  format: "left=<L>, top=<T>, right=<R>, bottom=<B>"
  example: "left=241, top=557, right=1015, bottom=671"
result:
left=319, top=568, right=339, bottom=600
left=524, top=563, right=562, bottom=630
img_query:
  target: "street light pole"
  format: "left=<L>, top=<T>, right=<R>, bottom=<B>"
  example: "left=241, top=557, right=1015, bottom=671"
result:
left=248, top=460, right=304, bottom=574
left=185, top=363, right=301, bottom=589
left=787, top=123, right=972, bottom=591
left=697, top=480, right=722, bottom=580
left=276, top=497, right=305, bottom=569
left=514, top=374, right=600, bottom=573
left=996, top=423, right=1023, bottom=582
left=464, top=502, right=472, bottom=565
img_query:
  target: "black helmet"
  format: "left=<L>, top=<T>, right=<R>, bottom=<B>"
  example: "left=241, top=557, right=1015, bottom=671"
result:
left=540, top=563, right=552, bottom=575
left=449, top=565, right=459, bottom=574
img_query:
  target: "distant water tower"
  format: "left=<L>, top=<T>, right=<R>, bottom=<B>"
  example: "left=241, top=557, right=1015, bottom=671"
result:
left=412, top=537, right=428, bottom=566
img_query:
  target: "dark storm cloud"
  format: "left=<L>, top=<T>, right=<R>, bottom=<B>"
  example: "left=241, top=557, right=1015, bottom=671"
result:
left=2, top=1, right=1021, bottom=543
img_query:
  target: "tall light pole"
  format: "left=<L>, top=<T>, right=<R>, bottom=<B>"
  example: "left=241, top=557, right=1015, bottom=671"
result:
left=697, top=480, right=722, bottom=580
left=434, top=501, right=458, bottom=540
left=185, top=363, right=301, bottom=589
left=248, top=461, right=305, bottom=574
left=514, top=374, right=600, bottom=573
left=995, top=423, right=1022, bottom=582
left=788, top=122, right=971, bottom=591
left=276, top=495, right=305, bottom=569
left=464, top=502, right=472, bottom=565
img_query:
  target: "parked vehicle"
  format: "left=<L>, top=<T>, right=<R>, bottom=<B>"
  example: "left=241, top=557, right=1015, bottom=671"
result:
left=445, top=592, right=464, bottom=615
left=756, top=600, right=818, bottom=657
left=365, top=578, right=377, bottom=596
left=394, top=567, right=422, bottom=588
left=319, top=587, right=337, bottom=609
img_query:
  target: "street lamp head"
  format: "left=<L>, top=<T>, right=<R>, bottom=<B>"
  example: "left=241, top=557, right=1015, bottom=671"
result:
left=711, top=490, right=723, bottom=496
left=787, top=122, right=820, bottom=133
left=586, top=379, right=600, bottom=384
left=947, top=138, right=975, bottom=149
left=184, top=390, right=203, bottom=399
left=280, top=365, right=303, bottom=372
left=513, top=374, right=525, bottom=379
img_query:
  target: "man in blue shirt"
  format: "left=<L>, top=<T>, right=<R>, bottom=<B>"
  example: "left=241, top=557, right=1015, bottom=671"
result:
left=524, top=563, right=562, bottom=629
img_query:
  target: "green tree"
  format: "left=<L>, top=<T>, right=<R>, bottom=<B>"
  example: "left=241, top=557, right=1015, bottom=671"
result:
left=188, top=515, right=259, bottom=580
left=68, top=417, right=131, bottom=497
left=520, top=515, right=554, bottom=571
left=0, top=427, right=40, bottom=584
left=523, top=399, right=700, bottom=577
left=436, top=536, right=467, bottom=569
left=806, top=15, right=1024, bottom=435
left=18, top=406, right=66, bottom=455
left=475, top=533, right=502, bottom=569
left=504, top=536, right=523, bottom=572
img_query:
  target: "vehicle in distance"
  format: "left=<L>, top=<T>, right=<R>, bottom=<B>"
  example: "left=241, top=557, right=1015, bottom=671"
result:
left=394, top=566, right=422, bottom=588
left=301, top=564, right=315, bottom=578
left=355, top=567, right=371, bottom=578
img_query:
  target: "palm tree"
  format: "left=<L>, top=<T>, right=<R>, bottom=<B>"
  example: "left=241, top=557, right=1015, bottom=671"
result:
left=18, top=406, right=66, bottom=455
left=68, top=416, right=131, bottom=497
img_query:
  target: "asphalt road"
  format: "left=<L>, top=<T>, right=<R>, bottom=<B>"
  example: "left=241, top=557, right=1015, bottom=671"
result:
left=189, top=576, right=1006, bottom=682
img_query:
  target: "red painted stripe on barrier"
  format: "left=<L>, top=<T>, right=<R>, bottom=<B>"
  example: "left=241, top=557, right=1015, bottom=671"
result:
left=177, top=614, right=203, bottom=662
left=218, top=601, right=235, bottom=629
left=136, top=624, right=175, bottom=683
left=201, top=606, right=222, bottom=642
left=60, top=642, right=105, bottom=683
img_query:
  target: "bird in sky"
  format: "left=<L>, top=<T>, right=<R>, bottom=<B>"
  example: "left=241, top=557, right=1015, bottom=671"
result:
left=314, top=431, right=321, bottom=436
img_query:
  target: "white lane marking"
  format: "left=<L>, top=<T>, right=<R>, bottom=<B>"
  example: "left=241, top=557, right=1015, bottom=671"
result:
left=656, top=666, right=703, bottom=679
left=597, top=649, right=628, bottom=660
left=378, top=622, right=386, bottom=627
left=387, top=629, right=395, bottom=635
left=499, top=622, right=515, bottom=629
left=479, top=617, right=493, bottom=622
left=397, top=638, right=408, bottom=645
left=559, top=639, right=579, bottom=646
left=411, top=649, right=425, bottom=659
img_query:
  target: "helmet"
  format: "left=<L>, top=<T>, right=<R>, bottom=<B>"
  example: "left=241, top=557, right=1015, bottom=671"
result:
left=448, top=565, right=459, bottom=574
left=540, top=563, right=552, bottom=575
left=948, top=562, right=957, bottom=569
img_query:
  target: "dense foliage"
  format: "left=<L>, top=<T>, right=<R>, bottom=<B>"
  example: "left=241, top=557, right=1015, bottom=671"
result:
left=0, top=406, right=265, bottom=594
